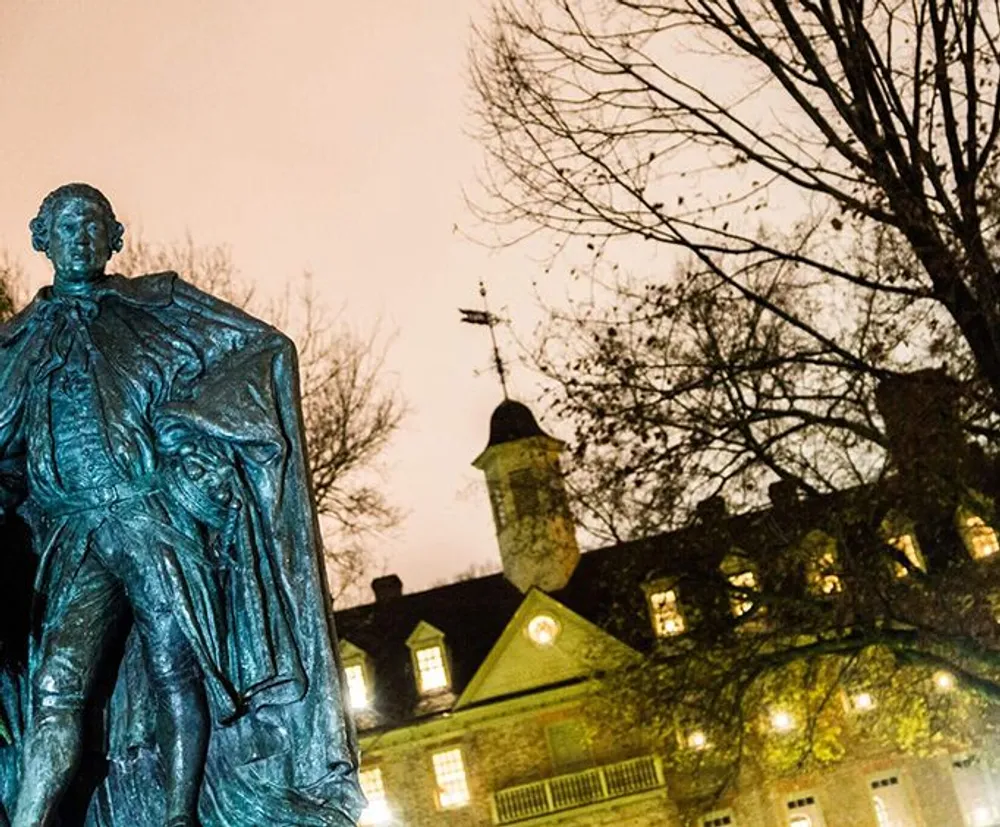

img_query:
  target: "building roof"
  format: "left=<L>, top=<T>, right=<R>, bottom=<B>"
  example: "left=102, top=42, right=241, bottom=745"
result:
left=484, top=399, right=551, bottom=448
left=333, top=486, right=861, bottom=732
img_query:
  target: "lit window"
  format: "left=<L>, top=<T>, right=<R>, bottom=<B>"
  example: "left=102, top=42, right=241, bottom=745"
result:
left=432, top=748, right=470, bottom=809
left=960, top=513, right=1000, bottom=560
left=344, top=663, right=368, bottom=709
left=416, top=645, right=449, bottom=693
left=648, top=587, right=686, bottom=637
left=728, top=569, right=759, bottom=617
left=801, top=532, right=842, bottom=595
left=527, top=614, right=560, bottom=646
left=359, top=767, right=390, bottom=825
left=888, top=533, right=925, bottom=577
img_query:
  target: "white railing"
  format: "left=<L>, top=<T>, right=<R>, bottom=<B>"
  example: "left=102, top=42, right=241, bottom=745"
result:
left=490, top=754, right=664, bottom=824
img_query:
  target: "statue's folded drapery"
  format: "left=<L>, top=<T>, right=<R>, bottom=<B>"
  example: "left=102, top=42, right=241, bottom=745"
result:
left=0, top=273, right=364, bottom=826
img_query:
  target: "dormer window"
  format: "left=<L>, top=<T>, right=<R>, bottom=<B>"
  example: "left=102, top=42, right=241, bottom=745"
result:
left=339, top=640, right=373, bottom=712
left=958, top=508, right=1000, bottom=560
left=720, top=552, right=760, bottom=618
left=344, top=663, right=369, bottom=709
left=644, top=581, right=686, bottom=637
left=801, top=531, right=842, bottom=595
left=888, top=533, right=925, bottom=577
left=881, top=511, right=926, bottom=577
left=406, top=621, right=452, bottom=695
left=416, top=645, right=449, bottom=692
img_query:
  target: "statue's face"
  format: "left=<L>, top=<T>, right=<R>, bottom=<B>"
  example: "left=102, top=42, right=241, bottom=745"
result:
left=46, top=197, right=113, bottom=285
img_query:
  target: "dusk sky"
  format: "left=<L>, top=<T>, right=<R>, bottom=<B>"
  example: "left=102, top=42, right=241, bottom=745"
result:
left=0, top=0, right=547, bottom=597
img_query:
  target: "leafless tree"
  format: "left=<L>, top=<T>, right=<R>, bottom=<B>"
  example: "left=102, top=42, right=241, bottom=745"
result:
left=87, top=236, right=403, bottom=599
left=472, top=0, right=1000, bottom=537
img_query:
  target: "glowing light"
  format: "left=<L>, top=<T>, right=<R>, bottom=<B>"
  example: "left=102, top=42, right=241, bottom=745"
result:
left=649, top=588, right=686, bottom=637
left=527, top=614, right=560, bottom=646
left=687, top=730, right=708, bottom=750
left=852, top=692, right=875, bottom=711
left=973, top=806, right=994, bottom=826
left=770, top=710, right=795, bottom=732
left=416, top=646, right=449, bottom=693
left=934, top=671, right=956, bottom=692
left=359, top=768, right=390, bottom=825
left=433, top=748, right=470, bottom=809
left=345, top=663, right=368, bottom=710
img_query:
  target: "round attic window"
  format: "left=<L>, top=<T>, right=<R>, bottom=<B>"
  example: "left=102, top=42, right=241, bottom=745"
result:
left=527, top=614, right=560, bottom=646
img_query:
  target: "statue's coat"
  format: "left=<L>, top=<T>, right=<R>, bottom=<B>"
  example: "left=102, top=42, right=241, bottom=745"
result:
left=0, top=273, right=363, bottom=826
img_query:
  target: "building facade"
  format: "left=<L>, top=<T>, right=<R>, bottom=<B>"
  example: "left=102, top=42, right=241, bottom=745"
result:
left=334, top=397, right=1000, bottom=827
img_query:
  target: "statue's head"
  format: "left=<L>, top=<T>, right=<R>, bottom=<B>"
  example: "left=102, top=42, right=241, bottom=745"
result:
left=30, top=183, right=124, bottom=287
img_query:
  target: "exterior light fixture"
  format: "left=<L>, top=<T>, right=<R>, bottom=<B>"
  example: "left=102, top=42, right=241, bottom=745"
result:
left=527, top=614, right=560, bottom=646
left=687, top=730, right=708, bottom=750
left=934, top=671, right=956, bottom=692
left=852, top=692, right=875, bottom=711
left=770, top=710, right=795, bottom=732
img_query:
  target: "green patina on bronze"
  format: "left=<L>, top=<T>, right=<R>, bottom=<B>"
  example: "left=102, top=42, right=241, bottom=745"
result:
left=0, top=184, right=363, bottom=827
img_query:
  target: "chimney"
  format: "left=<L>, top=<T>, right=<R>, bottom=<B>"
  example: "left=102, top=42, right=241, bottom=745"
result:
left=768, top=480, right=800, bottom=512
left=695, top=495, right=727, bottom=524
left=371, top=574, right=403, bottom=604
left=875, top=368, right=965, bottom=480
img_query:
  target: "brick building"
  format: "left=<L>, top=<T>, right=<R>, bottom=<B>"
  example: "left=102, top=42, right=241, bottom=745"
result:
left=334, top=396, right=1000, bottom=827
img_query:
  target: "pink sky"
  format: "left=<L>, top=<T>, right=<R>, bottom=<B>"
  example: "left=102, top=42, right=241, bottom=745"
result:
left=0, top=0, right=548, bottom=597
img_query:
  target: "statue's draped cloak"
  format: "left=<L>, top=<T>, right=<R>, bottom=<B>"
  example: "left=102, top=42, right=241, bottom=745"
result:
left=0, top=273, right=363, bottom=826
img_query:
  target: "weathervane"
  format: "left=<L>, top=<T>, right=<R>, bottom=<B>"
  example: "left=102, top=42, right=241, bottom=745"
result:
left=459, top=280, right=509, bottom=400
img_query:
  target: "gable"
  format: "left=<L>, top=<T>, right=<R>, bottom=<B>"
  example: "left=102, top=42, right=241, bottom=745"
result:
left=339, top=639, right=368, bottom=661
left=455, top=589, right=638, bottom=709
left=405, top=620, right=445, bottom=648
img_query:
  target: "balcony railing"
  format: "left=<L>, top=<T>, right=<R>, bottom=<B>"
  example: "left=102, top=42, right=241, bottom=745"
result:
left=490, top=754, right=665, bottom=824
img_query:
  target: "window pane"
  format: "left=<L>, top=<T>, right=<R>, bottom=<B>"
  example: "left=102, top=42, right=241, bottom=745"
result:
left=649, top=588, right=686, bottom=637
left=728, top=569, right=758, bottom=617
left=869, top=775, right=914, bottom=827
left=345, top=663, right=368, bottom=709
left=359, top=767, right=390, bottom=825
left=416, top=646, right=449, bottom=692
left=888, top=533, right=925, bottom=577
left=962, top=515, right=1000, bottom=560
left=433, top=748, right=470, bottom=809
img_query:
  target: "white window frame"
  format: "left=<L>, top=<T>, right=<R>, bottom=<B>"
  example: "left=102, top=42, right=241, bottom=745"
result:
left=957, top=508, right=1000, bottom=561
left=405, top=621, right=452, bottom=695
left=868, top=771, right=915, bottom=827
left=414, top=644, right=450, bottom=693
left=643, top=580, right=687, bottom=638
left=432, top=746, right=471, bottom=810
left=343, top=661, right=370, bottom=710
left=358, top=766, right=390, bottom=825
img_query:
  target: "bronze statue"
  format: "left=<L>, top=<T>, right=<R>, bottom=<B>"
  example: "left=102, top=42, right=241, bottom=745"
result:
left=0, top=184, right=363, bottom=826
